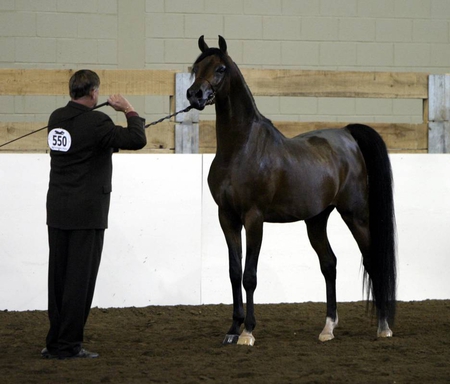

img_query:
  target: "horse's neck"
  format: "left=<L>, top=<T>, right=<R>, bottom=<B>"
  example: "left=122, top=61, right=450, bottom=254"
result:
left=215, top=68, right=263, bottom=155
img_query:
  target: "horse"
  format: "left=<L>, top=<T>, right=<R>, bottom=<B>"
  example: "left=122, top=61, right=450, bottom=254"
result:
left=187, top=35, right=396, bottom=346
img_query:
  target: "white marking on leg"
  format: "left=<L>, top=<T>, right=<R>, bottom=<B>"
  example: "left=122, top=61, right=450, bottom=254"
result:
left=237, top=329, right=255, bottom=346
left=377, top=319, right=393, bottom=338
left=319, top=314, right=338, bottom=342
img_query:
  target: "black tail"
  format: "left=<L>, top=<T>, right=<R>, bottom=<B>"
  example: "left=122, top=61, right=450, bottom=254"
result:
left=346, top=124, right=397, bottom=324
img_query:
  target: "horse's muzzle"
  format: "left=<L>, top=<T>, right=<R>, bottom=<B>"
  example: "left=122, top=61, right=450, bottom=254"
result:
left=186, top=84, right=215, bottom=110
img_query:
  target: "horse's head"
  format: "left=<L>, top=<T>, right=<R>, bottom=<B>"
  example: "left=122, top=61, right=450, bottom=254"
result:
left=187, top=35, right=230, bottom=110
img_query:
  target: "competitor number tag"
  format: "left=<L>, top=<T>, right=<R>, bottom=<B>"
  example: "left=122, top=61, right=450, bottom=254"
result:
left=48, top=128, right=72, bottom=152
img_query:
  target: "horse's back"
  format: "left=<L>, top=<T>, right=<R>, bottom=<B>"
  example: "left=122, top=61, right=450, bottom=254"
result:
left=290, top=126, right=358, bottom=154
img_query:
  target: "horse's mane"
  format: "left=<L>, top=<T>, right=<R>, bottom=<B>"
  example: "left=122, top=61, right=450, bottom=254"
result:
left=232, top=63, right=273, bottom=126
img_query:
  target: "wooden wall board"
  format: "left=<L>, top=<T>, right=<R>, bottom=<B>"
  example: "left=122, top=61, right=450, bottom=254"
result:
left=0, top=69, right=428, bottom=99
left=0, top=69, right=430, bottom=153
left=0, top=69, right=178, bottom=96
left=241, top=69, right=429, bottom=99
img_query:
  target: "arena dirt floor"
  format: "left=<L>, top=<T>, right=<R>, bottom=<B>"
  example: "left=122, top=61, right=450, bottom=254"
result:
left=1, top=300, right=449, bottom=383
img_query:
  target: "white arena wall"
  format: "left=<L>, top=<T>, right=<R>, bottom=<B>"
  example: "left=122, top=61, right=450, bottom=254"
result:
left=0, top=153, right=449, bottom=311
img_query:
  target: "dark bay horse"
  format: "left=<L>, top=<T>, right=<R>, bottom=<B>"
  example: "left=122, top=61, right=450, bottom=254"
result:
left=187, top=35, right=396, bottom=346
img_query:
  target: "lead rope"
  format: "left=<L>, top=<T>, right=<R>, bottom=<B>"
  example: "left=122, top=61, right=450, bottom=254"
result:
left=0, top=102, right=194, bottom=149
left=144, top=105, right=193, bottom=128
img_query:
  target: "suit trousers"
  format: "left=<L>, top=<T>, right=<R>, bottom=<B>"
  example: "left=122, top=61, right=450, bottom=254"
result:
left=46, top=227, right=105, bottom=357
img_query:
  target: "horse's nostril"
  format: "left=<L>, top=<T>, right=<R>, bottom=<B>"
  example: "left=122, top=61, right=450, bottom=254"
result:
left=187, top=88, right=203, bottom=100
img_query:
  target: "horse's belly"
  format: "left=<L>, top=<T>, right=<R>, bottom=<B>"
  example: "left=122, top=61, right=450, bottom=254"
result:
left=264, top=213, right=304, bottom=223
left=264, top=203, right=326, bottom=223
left=263, top=175, right=338, bottom=222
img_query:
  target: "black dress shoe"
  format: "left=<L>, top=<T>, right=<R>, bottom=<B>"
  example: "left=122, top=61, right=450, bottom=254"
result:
left=41, top=348, right=58, bottom=359
left=60, top=348, right=99, bottom=360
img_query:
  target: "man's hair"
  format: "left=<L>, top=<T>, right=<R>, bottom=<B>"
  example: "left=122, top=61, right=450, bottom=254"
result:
left=69, top=69, right=100, bottom=99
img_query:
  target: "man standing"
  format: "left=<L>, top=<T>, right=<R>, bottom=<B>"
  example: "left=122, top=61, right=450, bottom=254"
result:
left=42, top=69, right=147, bottom=359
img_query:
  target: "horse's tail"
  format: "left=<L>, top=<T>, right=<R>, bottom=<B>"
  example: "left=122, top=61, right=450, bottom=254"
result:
left=346, top=124, right=397, bottom=323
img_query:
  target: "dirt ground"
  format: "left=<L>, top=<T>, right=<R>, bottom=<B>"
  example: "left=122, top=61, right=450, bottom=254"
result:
left=1, top=300, right=449, bottom=383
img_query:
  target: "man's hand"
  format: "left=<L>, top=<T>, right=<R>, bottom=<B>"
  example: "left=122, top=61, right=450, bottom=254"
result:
left=107, top=94, right=135, bottom=114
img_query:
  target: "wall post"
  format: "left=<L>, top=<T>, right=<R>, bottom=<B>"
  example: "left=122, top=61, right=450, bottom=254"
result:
left=175, top=73, right=199, bottom=154
left=428, top=74, right=450, bottom=153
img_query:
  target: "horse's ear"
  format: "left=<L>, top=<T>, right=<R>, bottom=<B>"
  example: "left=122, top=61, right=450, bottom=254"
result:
left=218, top=35, right=227, bottom=54
left=198, top=35, right=209, bottom=52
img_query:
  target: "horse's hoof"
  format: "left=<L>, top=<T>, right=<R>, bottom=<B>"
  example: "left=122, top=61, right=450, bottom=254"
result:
left=377, top=319, right=393, bottom=338
left=377, top=328, right=393, bottom=338
left=223, top=334, right=239, bottom=345
left=237, top=330, right=255, bottom=346
left=318, top=316, right=338, bottom=342
left=319, top=331, right=335, bottom=342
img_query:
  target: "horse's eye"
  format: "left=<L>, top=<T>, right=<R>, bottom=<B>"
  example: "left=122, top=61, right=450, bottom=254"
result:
left=216, top=65, right=226, bottom=74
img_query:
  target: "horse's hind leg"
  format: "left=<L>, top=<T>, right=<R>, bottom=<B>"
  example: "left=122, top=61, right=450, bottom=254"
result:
left=219, top=208, right=245, bottom=344
left=305, top=206, right=339, bottom=342
left=339, top=211, right=394, bottom=338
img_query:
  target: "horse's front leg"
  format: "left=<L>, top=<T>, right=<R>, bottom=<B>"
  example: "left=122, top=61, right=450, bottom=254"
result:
left=219, top=208, right=244, bottom=345
left=237, top=210, right=264, bottom=346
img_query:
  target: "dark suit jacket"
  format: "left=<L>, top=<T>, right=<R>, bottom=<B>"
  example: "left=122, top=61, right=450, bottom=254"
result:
left=46, top=101, right=147, bottom=230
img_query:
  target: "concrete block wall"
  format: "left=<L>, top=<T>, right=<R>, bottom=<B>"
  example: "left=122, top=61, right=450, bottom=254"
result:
left=0, top=0, right=449, bottom=129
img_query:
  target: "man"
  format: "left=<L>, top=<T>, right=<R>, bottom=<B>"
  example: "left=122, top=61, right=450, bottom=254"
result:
left=42, top=69, right=147, bottom=359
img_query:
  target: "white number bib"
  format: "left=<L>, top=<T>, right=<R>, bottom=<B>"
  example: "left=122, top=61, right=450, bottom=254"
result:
left=48, top=128, right=72, bottom=152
